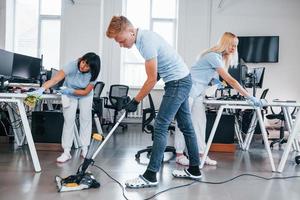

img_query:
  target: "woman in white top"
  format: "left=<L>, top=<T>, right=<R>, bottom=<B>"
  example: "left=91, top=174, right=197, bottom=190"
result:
left=175, top=32, right=264, bottom=166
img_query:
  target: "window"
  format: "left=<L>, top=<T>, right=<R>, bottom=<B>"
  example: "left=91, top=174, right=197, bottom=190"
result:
left=12, top=0, right=61, bottom=70
left=122, top=0, right=178, bottom=87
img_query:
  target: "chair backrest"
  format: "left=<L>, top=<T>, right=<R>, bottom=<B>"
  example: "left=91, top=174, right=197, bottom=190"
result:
left=142, top=93, right=156, bottom=133
left=260, top=88, right=269, bottom=99
left=142, top=93, right=175, bottom=134
left=109, top=84, right=129, bottom=110
left=93, top=81, right=105, bottom=98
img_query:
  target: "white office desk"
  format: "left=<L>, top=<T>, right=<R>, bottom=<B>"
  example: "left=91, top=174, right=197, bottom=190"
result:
left=202, top=99, right=300, bottom=172
left=0, top=93, right=103, bottom=172
left=0, top=93, right=61, bottom=173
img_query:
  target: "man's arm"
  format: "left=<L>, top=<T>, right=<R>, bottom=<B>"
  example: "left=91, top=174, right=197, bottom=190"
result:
left=134, top=58, right=158, bottom=102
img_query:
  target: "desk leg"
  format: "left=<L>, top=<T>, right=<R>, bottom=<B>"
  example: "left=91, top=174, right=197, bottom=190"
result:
left=16, top=100, right=41, bottom=172
left=243, top=112, right=258, bottom=151
left=234, top=115, right=243, bottom=148
left=45, top=100, right=54, bottom=110
left=283, top=107, right=300, bottom=152
left=278, top=110, right=300, bottom=172
left=200, top=106, right=224, bottom=169
left=256, top=108, right=276, bottom=172
left=283, top=107, right=295, bottom=151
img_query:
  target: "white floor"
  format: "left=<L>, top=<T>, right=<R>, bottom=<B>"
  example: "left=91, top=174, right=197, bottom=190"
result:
left=1, top=124, right=300, bottom=200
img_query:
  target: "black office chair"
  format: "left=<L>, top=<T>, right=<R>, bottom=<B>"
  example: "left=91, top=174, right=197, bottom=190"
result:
left=103, top=84, right=130, bottom=130
left=92, top=81, right=105, bottom=119
left=265, top=107, right=298, bottom=149
left=135, top=93, right=176, bottom=159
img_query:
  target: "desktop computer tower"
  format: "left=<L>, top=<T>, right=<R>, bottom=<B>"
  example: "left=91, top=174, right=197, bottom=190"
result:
left=205, top=112, right=235, bottom=144
left=31, top=111, right=64, bottom=143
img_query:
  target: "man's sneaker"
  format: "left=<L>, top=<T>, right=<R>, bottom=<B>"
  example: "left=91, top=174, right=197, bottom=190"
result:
left=172, top=169, right=202, bottom=180
left=125, top=175, right=158, bottom=189
left=56, top=152, right=71, bottom=163
left=176, top=155, right=189, bottom=166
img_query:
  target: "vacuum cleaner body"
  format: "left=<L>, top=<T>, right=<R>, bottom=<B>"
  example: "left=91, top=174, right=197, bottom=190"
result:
left=55, top=112, right=126, bottom=192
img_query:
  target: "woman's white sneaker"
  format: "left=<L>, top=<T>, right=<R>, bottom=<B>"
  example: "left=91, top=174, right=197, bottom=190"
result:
left=56, top=152, right=72, bottom=163
left=176, top=155, right=189, bottom=166
left=202, top=156, right=217, bottom=166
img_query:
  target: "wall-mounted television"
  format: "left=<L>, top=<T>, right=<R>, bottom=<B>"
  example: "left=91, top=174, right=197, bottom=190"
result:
left=237, top=36, right=279, bottom=63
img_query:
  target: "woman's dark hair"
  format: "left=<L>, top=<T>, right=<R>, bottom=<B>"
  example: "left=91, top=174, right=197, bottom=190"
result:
left=78, top=52, right=101, bottom=81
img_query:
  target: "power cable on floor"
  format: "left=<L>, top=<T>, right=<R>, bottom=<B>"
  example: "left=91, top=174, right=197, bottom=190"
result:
left=92, top=164, right=300, bottom=200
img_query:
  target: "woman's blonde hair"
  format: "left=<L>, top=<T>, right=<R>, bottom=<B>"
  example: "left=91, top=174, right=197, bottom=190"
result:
left=201, top=32, right=238, bottom=68
left=106, top=15, right=133, bottom=38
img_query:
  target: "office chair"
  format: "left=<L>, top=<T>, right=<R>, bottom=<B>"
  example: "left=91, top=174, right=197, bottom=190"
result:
left=103, top=84, right=130, bottom=130
left=266, top=107, right=295, bottom=149
left=135, top=93, right=176, bottom=159
left=92, top=81, right=105, bottom=119
left=91, top=81, right=105, bottom=134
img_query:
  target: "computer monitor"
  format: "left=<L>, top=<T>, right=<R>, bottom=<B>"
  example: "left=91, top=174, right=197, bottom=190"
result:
left=11, top=53, right=42, bottom=81
left=0, top=49, right=14, bottom=77
left=50, top=68, right=64, bottom=90
left=220, top=64, right=248, bottom=89
left=245, top=67, right=265, bottom=88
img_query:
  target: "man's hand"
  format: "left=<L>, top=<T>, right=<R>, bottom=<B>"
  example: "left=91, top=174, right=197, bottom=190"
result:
left=124, top=98, right=139, bottom=112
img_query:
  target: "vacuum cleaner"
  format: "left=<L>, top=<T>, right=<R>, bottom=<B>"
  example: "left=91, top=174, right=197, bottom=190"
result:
left=55, top=112, right=126, bottom=192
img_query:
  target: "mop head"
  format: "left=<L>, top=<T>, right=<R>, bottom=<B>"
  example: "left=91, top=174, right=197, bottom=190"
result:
left=54, top=128, right=123, bottom=192
left=55, top=172, right=100, bottom=192
left=24, top=95, right=41, bottom=108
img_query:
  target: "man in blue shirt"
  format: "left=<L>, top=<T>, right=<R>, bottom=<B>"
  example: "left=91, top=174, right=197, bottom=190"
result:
left=106, top=15, right=201, bottom=188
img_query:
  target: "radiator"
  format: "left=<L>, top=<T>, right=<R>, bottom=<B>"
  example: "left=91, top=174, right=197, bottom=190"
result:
left=127, top=101, right=143, bottom=118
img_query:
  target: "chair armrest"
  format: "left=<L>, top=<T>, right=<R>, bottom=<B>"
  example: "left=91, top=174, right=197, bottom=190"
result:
left=103, top=97, right=109, bottom=106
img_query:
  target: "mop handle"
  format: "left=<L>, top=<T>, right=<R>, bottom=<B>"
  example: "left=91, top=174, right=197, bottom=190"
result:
left=91, top=112, right=127, bottom=160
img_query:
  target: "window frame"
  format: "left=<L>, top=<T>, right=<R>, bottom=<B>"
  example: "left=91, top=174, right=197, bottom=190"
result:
left=121, top=0, right=178, bottom=88
left=11, top=0, right=62, bottom=70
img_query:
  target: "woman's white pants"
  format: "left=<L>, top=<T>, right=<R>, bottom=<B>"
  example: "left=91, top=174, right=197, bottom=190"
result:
left=61, top=94, right=93, bottom=152
left=174, top=95, right=207, bottom=154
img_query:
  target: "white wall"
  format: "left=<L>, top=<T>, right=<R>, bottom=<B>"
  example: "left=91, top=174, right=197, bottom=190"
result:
left=177, top=0, right=300, bottom=102
left=1, top=0, right=299, bottom=102
left=60, top=0, right=102, bottom=66
left=209, top=0, right=300, bottom=101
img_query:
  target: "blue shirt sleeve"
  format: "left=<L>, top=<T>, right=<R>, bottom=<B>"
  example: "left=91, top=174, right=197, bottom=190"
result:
left=139, top=35, right=158, bottom=61
left=62, top=60, right=77, bottom=75
left=205, top=52, right=223, bottom=69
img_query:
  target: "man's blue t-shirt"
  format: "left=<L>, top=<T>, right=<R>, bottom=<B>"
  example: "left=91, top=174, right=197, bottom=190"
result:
left=135, top=29, right=189, bottom=83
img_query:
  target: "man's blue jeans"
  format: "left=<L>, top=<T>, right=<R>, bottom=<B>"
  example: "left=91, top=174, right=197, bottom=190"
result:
left=147, top=74, right=200, bottom=172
